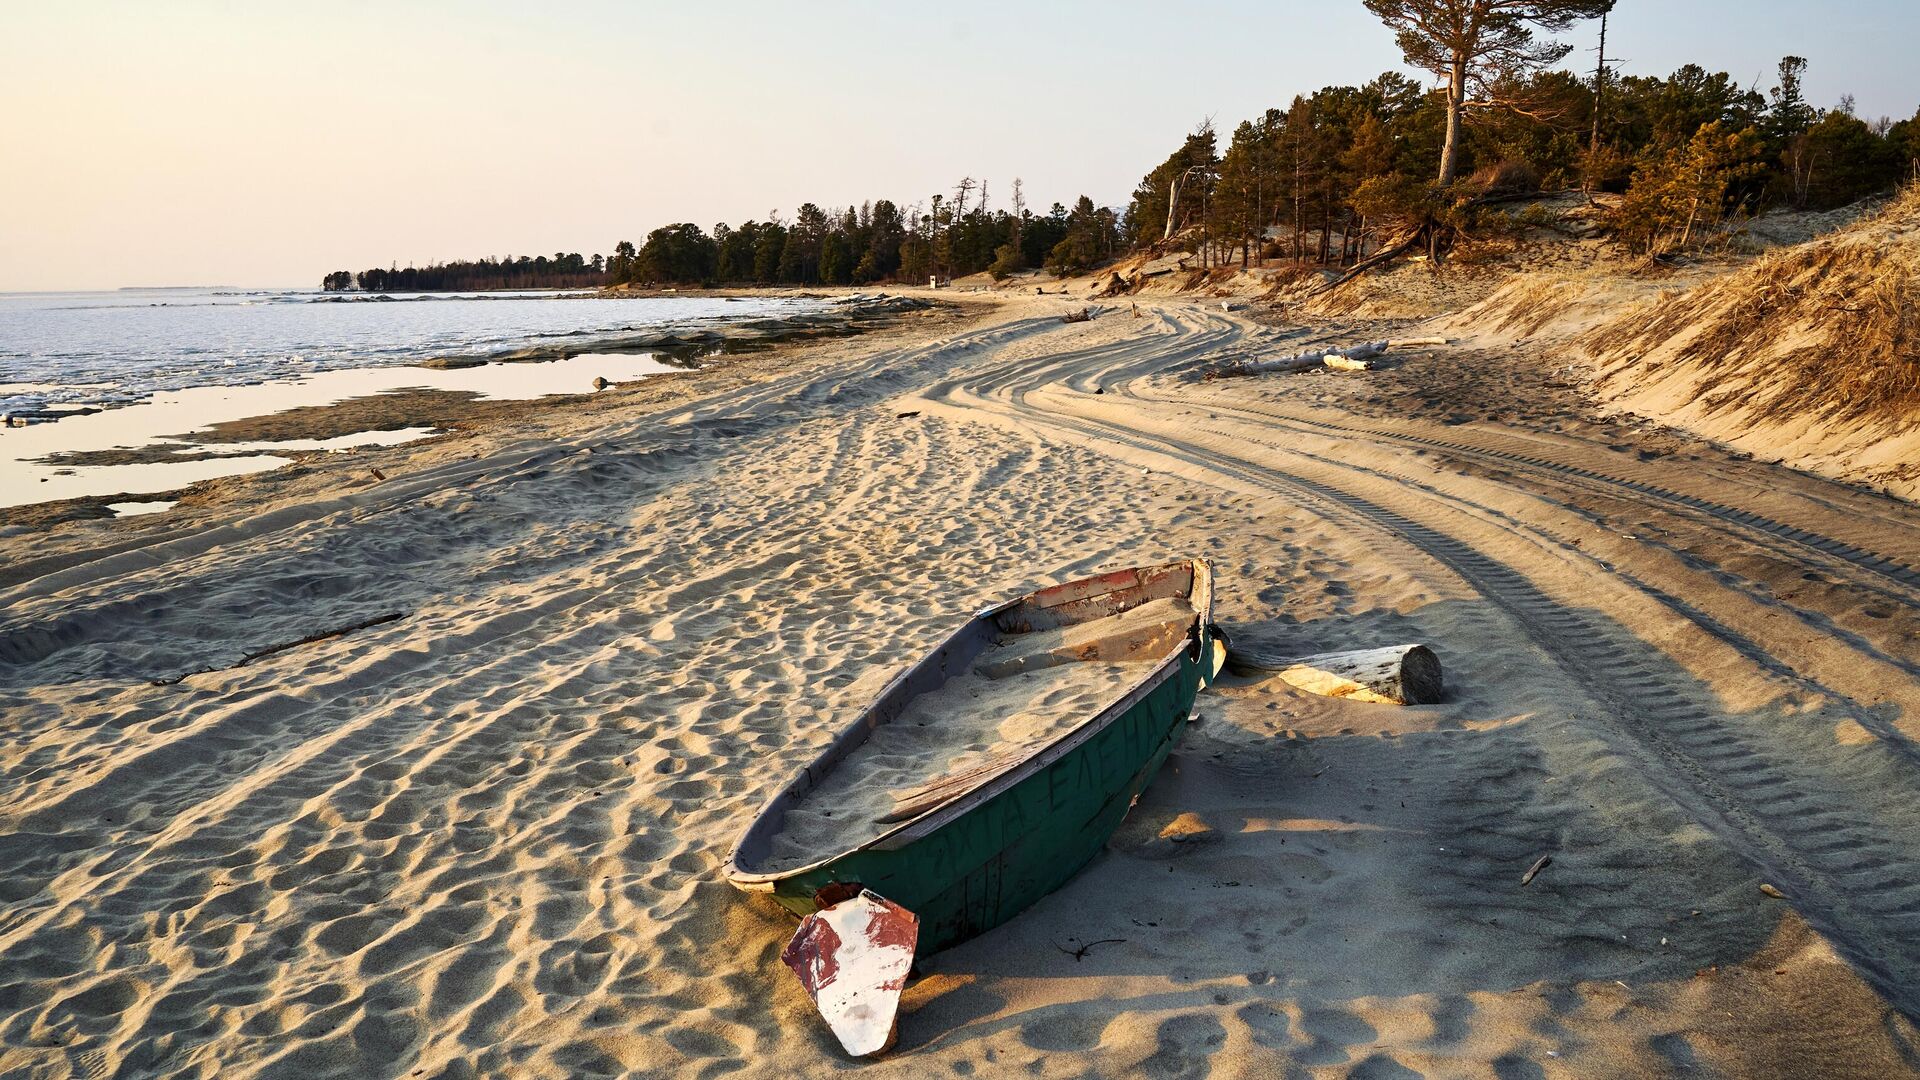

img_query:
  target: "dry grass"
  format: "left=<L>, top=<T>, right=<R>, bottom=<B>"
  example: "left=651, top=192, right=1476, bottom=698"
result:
left=1449, top=275, right=1601, bottom=338
left=1580, top=185, right=1920, bottom=428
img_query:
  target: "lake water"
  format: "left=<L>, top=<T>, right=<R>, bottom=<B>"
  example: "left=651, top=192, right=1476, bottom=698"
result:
left=0, top=288, right=819, bottom=415
left=0, top=288, right=824, bottom=513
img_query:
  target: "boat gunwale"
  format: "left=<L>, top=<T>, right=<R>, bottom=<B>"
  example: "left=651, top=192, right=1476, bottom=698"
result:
left=724, top=558, right=1214, bottom=887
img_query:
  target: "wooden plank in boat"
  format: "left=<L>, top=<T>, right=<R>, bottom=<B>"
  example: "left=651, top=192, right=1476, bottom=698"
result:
left=874, top=748, right=1033, bottom=824
left=999, top=563, right=1193, bottom=632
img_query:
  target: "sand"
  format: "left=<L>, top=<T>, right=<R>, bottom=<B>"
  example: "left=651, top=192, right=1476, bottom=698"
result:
left=765, top=596, right=1196, bottom=868
left=763, top=661, right=1139, bottom=871
left=3, top=281, right=1920, bottom=1078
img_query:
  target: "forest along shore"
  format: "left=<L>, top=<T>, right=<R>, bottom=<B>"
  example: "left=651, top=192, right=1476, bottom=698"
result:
left=1, top=289, right=1918, bottom=1080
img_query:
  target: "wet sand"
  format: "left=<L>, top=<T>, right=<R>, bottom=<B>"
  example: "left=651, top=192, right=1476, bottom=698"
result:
left=0, top=294, right=929, bottom=518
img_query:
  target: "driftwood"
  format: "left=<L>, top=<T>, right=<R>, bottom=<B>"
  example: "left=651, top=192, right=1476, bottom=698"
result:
left=1217, top=341, right=1388, bottom=378
left=1520, top=854, right=1553, bottom=886
left=1228, top=353, right=1327, bottom=376
left=1227, top=643, right=1443, bottom=705
left=149, top=611, right=407, bottom=686
left=1308, top=229, right=1425, bottom=296
left=1328, top=337, right=1446, bottom=369
left=236, top=611, right=406, bottom=667
left=1061, top=307, right=1094, bottom=324
left=1308, top=189, right=1584, bottom=295
left=1056, top=937, right=1126, bottom=961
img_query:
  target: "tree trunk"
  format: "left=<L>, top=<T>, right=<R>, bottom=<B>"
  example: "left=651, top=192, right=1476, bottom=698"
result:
left=1679, top=195, right=1701, bottom=248
left=1227, top=643, right=1443, bottom=705
left=1221, top=341, right=1386, bottom=377
left=1308, top=226, right=1425, bottom=296
left=1439, top=56, right=1467, bottom=185
left=1223, top=353, right=1328, bottom=376
left=1589, top=10, right=1609, bottom=158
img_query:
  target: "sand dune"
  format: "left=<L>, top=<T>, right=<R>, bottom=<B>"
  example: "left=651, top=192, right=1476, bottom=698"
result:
left=3, top=294, right=1919, bottom=1078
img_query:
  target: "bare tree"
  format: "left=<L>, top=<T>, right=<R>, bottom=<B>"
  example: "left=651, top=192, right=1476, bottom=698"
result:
left=1364, top=0, right=1614, bottom=184
left=952, top=177, right=975, bottom=219
left=1588, top=6, right=1611, bottom=156
left=1165, top=164, right=1211, bottom=242
left=1010, top=177, right=1026, bottom=248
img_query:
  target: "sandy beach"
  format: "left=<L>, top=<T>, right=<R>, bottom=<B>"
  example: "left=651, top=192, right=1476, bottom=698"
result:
left=3, top=287, right=1920, bottom=1079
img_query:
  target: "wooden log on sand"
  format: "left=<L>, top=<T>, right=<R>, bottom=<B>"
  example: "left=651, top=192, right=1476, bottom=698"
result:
left=1387, top=336, right=1449, bottom=348
left=1215, top=340, right=1388, bottom=378
left=1227, top=643, right=1443, bottom=705
left=1232, top=352, right=1328, bottom=375
left=1324, top=354, right=1376, bottom=372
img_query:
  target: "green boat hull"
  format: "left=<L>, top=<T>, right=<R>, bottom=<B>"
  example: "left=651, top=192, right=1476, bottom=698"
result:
left=763, top=627, right=1215, bottom=953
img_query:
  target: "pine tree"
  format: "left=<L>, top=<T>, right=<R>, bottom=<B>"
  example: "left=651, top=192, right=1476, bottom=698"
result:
left=1363, top=0, right=1614, bottom=184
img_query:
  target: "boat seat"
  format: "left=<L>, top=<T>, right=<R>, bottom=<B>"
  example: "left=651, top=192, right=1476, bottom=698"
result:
left=975, top=596, right=1193, bottom=680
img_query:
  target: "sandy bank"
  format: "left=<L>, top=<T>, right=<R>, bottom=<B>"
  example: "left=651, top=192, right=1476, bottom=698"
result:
left=2, top=289, right=1917, bottom=1079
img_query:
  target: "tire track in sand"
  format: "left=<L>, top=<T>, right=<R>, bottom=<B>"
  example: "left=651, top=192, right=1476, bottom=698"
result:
left=913, top=302, right=1920, bottom=1020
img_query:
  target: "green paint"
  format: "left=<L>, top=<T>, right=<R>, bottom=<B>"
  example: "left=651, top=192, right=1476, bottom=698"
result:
left=768, top=626, right=1217, bottom=954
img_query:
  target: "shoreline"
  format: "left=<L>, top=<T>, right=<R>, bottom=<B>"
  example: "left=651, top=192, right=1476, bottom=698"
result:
left=0, top=292, right=942, bottom=527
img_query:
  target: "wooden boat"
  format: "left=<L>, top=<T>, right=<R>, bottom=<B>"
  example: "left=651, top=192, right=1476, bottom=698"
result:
left=726, top=558, right=1226, bottom=956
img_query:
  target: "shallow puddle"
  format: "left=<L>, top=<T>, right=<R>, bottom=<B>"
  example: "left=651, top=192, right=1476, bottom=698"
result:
left=106, top=500, right=178, bottom=517
left=0, top=351, right=690, bottom=509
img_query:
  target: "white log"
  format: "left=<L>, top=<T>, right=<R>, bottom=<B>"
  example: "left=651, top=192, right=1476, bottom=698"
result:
left=1232, top=352, right=1326, bottom=375
left=1223, top=341, right=1384, bottom=376
left=1324, top=354, right=1375, bottom=371
left=1229, top=643, right=1442, bottom=704
left=1387, top=335, right=1449, bottom=348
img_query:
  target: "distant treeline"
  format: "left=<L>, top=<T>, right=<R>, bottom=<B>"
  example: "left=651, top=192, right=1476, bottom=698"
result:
left=607, top=189, right=1118, bottom=287
left=1126, top=1, right=1920, bottom=265
left=321, top=185, right=1120, bottom=291
left=325, top=3, right=1920, bottom=292
left=321, top=254, right=604, bottom=293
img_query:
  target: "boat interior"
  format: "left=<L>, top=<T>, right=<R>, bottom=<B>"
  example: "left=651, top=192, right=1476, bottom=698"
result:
left=732, top=561, right=1209, bottom=876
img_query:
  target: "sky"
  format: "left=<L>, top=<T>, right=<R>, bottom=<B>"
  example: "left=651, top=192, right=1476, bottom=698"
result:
left=4, top=0, right=1918, bottom=292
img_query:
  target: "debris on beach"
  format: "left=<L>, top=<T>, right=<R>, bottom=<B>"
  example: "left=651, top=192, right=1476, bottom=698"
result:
left=1324, top=352, right=1382, bottom=371
left=1225, top=642, right=1443, bottom=705
left=1061, top=307, right=1096, bottom=324
left=781, top=888, right=919, bottom=1057
left=148, top=611, right=406, bottom=686
left=1203, top=336, right=1451, bottom=379
left=1520, top=854, right=1553, bottom=886
left=1055, top=937, right=1126, bottom=962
